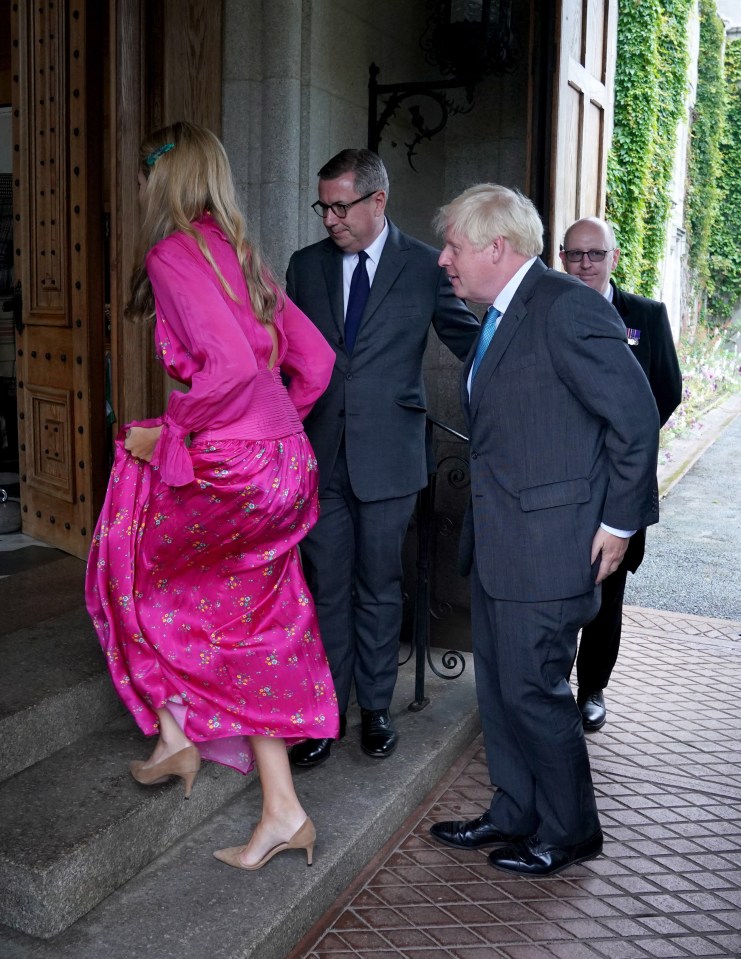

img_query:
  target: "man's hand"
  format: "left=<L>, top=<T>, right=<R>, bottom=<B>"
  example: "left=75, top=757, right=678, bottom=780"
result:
left=124, top=425, right=162, bottom=463
left=590, top=528, right=629, bottom=584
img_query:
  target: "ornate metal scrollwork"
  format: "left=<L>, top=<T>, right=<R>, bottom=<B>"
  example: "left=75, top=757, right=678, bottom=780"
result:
left=404, top=416, right=471, bottom=710
left=368, top=2, right=519, bottom=168
left=369, top=66, right=474, bottom=171
left=438, top=453, right=471, bottom=492
left=426, top=645, right=466, bottom=680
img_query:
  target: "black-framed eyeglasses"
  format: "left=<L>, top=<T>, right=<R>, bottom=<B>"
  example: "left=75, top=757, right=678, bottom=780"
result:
left=311, top=191, right=377, bottom=219
left=562, top=249, right=614, bottom=263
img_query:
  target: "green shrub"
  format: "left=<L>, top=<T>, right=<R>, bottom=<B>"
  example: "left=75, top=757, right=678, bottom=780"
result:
left=707, top=40, right=741, bottom=325
left=606, top=0, right=692, bottom=294
left=686, top=0, right=725, bottom=293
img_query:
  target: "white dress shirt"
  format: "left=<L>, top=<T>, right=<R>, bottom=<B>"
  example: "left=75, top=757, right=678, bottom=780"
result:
left=342, top=220, right=389, bottom=317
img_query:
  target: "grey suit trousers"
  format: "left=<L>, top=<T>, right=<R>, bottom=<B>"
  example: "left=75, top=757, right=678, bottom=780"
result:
left=471, top=558, right=602, bottom=846
left=300, top=440, right=417, bottom=714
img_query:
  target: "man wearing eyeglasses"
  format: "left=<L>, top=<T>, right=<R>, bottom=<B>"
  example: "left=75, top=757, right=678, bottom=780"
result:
left=560, top=217, right=682, bottom=732
left=286, top=149, right=478, bottom=767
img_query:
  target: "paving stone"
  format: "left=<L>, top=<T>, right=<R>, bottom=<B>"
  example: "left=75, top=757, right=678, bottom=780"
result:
left=286, top=608, right=741, bottom=959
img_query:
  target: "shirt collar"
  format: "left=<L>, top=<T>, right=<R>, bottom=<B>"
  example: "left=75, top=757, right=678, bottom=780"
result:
left=492, top=256, right=538, bottom=315
left=346, top=219, right=389, bottom=265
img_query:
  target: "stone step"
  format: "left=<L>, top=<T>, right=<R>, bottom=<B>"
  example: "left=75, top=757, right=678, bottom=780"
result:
left=0, top=657, right=481, bottom=957
left=0, top=722, right=247, bottom=938
left=0, top=607, right=123, bottom=782
left=0, top=556, right=87, bottom=636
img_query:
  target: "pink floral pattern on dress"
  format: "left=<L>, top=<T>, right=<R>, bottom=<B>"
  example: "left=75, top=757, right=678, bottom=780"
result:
left=87, top=427, right=339, bottom=774
left=85, top=217, right=339, bottom=774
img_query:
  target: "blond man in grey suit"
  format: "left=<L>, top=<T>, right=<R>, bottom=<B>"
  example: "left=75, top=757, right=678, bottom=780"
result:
left=429, top=186, right=660, bottom=876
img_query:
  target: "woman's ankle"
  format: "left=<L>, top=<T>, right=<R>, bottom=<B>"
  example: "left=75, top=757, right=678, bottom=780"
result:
left=149, top=734, right=192, bottom=762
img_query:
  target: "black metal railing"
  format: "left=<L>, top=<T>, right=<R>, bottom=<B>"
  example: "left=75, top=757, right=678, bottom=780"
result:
left=403, top=415, right=471, bottom=710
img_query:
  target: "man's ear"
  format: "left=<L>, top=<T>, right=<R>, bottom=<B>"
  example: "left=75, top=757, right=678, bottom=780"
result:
left=611, top=247, right=621, bottom=271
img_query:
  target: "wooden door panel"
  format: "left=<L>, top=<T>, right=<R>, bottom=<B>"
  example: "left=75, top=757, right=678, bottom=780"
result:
left=584, top=98, right=605, bottom=214
left=28, top=384, right=74, bottom=500
left=549, top=0, right=617, bottom=265
left=25, top=3, right=67, bottom=325
left=8, top=0, right=223, bottom=558
left=112, top=0, right=223, bottom=431
left=12, top=0, right=105, bottom=558
left=567, top=0, right=583, bottom=60
left=584, top=0, right=609, bottom=78
left=561, top=83, right=581, bottom=225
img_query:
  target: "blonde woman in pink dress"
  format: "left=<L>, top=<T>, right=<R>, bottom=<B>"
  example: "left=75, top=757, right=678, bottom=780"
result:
left=86, top=121, right=339, bottom=871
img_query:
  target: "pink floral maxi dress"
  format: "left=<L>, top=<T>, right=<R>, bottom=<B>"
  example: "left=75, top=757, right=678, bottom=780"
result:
left=85, top=217, right=339, bottom=773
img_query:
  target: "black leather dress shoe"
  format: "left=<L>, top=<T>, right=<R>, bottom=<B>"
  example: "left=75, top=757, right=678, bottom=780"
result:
left=289, top=737, right=332, bottom=767
left=578, top=690, right=607, bottom=731
left=488, top=830, right=603, bottom=876
left=360, top=708, right=397, bottom=758
left=430, top=814, right=523, bottom=849
left=289, top=714, right=346, bottom=768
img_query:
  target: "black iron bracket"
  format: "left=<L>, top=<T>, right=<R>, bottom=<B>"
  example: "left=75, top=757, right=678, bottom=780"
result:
left=368, top=63, right=474, bottom=171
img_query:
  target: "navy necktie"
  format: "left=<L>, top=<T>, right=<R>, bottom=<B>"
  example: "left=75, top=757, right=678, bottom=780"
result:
left=344, top=251, right=370, bottom=354
left=470, top=306, right=502, bottom=381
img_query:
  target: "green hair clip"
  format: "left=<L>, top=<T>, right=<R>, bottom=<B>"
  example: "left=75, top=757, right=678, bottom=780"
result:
left=145, top=142, right=175, bottom=167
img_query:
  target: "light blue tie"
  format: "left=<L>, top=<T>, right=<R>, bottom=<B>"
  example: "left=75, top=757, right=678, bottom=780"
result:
left=470, top=306, right=502, bottom=381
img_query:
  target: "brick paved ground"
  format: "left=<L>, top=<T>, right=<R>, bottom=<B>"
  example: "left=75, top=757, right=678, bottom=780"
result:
left=287, top=607, right=741, bottom=959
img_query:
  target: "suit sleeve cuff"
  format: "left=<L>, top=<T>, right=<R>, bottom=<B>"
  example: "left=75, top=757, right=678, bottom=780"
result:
left=600, top=522, right=636, bottom=538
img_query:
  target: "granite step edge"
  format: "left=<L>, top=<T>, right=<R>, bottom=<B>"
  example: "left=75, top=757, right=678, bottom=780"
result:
left=0, top=725, right=248, bottom=938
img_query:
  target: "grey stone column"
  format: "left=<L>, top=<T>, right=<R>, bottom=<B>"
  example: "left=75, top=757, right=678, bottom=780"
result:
left=222, top=0, right=264, bottom=241
left=259, top=0, right=303, bottom=275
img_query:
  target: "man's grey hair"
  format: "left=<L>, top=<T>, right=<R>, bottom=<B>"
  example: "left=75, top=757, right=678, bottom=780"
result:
left=318, top=149, right=390, bottom=198
left=435, top=184, right=543, bottom=257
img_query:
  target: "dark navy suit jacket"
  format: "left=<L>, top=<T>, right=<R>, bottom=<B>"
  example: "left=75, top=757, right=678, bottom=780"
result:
left=459, top=260, right=661, bottom=601
left=610, top=281, right=682, bottom=571
left=287, top=220, right=478, bottom=501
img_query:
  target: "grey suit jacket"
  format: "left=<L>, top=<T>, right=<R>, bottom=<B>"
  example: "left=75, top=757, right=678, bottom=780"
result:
left=286, top=220, right=478, bottom=502
left=460, top=259, right=660, bottom=602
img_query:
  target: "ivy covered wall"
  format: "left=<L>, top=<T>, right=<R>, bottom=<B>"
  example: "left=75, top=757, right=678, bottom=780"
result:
left=685, top=0, right=726, bottom=296
left=707, top=39, right=741, bottom=323
left=606, top=0, right=692, bottom=296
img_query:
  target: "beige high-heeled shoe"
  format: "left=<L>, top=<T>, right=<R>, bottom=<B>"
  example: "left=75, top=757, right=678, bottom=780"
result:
left=129, top=744, right=201, bottom=799
left=213, top=818, right=316, bottom=870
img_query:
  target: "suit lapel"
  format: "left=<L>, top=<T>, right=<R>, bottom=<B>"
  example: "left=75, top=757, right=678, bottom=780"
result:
left=359, top=221, right=407, bottom=328
left=610, top=281, right=629, bottom=326
left=321, top=242, right=345, bottom=337
left=468, top=305, right=524, bottom=416
left=468, top=259, right=547, bottom=418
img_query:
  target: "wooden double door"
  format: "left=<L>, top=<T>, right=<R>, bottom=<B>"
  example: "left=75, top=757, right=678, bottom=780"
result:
left=10, top=0, right=221, bottom=558
left=9, top=0, right=615, bottom=559
left=548, top=0, right=618, bottom=263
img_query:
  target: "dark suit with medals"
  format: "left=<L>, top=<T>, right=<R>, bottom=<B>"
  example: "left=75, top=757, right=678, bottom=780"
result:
left=575, top=281, right=682, bottom=696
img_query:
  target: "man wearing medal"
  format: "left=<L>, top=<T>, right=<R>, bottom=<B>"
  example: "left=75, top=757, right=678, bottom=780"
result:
left=560, top=216, right=682, bottom=733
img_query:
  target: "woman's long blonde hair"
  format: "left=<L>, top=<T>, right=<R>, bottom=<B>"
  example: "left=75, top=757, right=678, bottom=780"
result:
left=126, top=121, right=279, bottom=324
